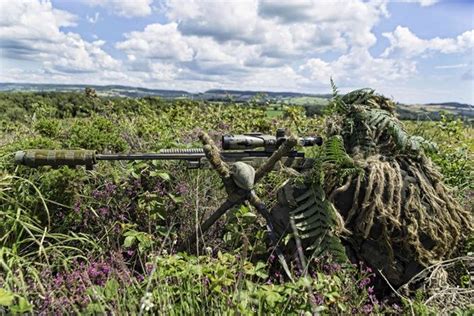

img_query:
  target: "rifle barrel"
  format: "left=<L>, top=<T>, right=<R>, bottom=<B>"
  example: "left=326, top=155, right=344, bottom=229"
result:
left=97, top=152, right=205, bottom=161
left=14, top=148, right=210, bottom=168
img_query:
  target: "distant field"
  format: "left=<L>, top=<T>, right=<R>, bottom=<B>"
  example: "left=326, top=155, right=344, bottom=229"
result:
left=282, top=96, right=329, bottom=106
left=265, top=108, right=284, bottom=118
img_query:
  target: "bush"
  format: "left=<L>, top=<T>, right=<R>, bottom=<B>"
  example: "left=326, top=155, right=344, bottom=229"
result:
left=66, top=115, right=129, bottom=152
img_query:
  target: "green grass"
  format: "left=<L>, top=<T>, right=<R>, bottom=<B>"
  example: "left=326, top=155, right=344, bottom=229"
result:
left=265, top=106, right=284, bottom=118
left=0, top=91, right=472, bottom=314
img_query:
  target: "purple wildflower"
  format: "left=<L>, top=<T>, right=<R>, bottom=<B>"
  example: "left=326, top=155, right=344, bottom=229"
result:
left=133, top=179, right=141, bottom=189
left=361, top=304, right=373, bottom=314
left=359, top=277, right=371, bottom=289
left=154, top=182, right=167, bottom=196
left=323, top=262, right=341, bottom=274
left=54, top=274, right=64, bottom=287
left=203, top=276, right=210, bottom=287
left=73, top=201, right=81, bottom=213
left=369, top=293, right=379, bottom=305
left=312, top=293, right=324, bottom=305
left=136, top=274, right=144, bottom=282
left=92, top=189, right=102, bottom=199
left=98, top=207, right=109, bottom=216
left=100, top=264, right=111, bottom=275
left=104, top=182, right=117, bottom=195
left=145, top=263, right=154, bottom=275
left=175, top=182, right=189, bottom=195
left=392, top=303, right=401, bottom=312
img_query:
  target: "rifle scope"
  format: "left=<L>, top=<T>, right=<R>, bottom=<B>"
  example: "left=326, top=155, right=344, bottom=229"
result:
left=222, top=132, right=322, bottom=150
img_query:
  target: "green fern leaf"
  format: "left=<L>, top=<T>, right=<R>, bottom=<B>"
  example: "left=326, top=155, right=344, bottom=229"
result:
left=327, top=79, right=350, bottom=115
left=359, top=108, right=434, bottom=154
left=288, top=184, right=348, bottom=262
left=341, top=88, right=374, bottom=105
left=330, top=77, right=339, bottom=98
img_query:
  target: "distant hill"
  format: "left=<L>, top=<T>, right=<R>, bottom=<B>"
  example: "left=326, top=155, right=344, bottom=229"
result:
left=398, top=102, right=473, bottom=120
left=0, top=82, right=472, bottom=119
left=0, top=82, right=191, bottom=98
left=426, top=102, right=472, bottom=109
left=202, top=89, right=332, bottom=100
left=0, top=83, right=330, bottom=101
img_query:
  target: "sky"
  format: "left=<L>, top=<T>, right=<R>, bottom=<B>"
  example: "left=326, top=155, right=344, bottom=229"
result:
left=0, top=0, right=473, bottom=104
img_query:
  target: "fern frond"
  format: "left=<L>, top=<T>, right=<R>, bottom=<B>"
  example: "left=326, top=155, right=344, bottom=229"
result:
left=341, top=88, right=374, bottom=105
left=409, top=136, right=438, bottom=153
left=330, top=77, right=338, bottom=98
left=327, top=79, right=349, bottom=115
left=322, top=135, right=353, bottom=166
left=289, top=184, right=347, bottom=262
left=359, top=108, right=434, bottom=153
left=320, top=136, right=363, bottom=182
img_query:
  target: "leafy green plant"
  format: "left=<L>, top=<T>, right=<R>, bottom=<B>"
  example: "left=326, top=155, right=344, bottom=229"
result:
left=0, top=288, right=32, bottom=314
left=66, top=115, right=128, bottom=152
left=123, top=229, right=154, bottom=253
left=33, top=118, right=61, bottom=138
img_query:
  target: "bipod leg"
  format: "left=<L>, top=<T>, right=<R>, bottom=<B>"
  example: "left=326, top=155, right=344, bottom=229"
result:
left=178, top=132, right=241, bottom=252
left=178, top=197, right=245, bottom=252
left=249, top=191, right=294, bottom=281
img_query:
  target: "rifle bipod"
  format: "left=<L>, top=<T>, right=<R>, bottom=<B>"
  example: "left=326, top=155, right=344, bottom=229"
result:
left=178, top=131, right=296, bottom=281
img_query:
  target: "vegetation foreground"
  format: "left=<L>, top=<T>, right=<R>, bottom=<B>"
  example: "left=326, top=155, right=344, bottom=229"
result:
left=0, top=90, right=472, bottom=315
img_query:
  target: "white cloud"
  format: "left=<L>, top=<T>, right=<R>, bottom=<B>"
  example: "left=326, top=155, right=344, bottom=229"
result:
left=299, top=58, right=332, bottom=83
left=300, top=48, right=417, bottom=85
left=234, top=66, right=307, bottom=91
left=398, top=0, right=439, bottom=7
left=258, top=0, right=388, bottom=49
left=114, top=0, right=416, bottom=90
left=166, top=0, right=261, bottom=43
left=417, top=0, right=438, bottom=6
left=87, top=12, right=100, bottom=24
left=116, top=0, right=393, bottom=80
left=164, top=0, right=388, bottom=52
left=435, top=64, right=468, bottom=69
left=116, top=21, right=261, bottom=77
left=84, top=0, right=153, bottom=18
left=258, top=0, right=389, bottom=24
left=382, top=26, right=474, bottom=58
left=116, top=23, right=194, bottom=62
left=0, top=0, right=77, bottom=42
left=0, top=0, right=120, bottom=73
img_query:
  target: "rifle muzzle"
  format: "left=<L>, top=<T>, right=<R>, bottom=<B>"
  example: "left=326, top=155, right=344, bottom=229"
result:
left=15, top=150, right=97, bottom=168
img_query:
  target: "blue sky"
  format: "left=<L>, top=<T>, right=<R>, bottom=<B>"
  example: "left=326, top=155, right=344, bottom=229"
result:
left=0, top=0, right=472, bottom=104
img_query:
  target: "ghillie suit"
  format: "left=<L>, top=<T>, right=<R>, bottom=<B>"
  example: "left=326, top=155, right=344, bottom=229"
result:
left=271, top=87, right=473, bottom=288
